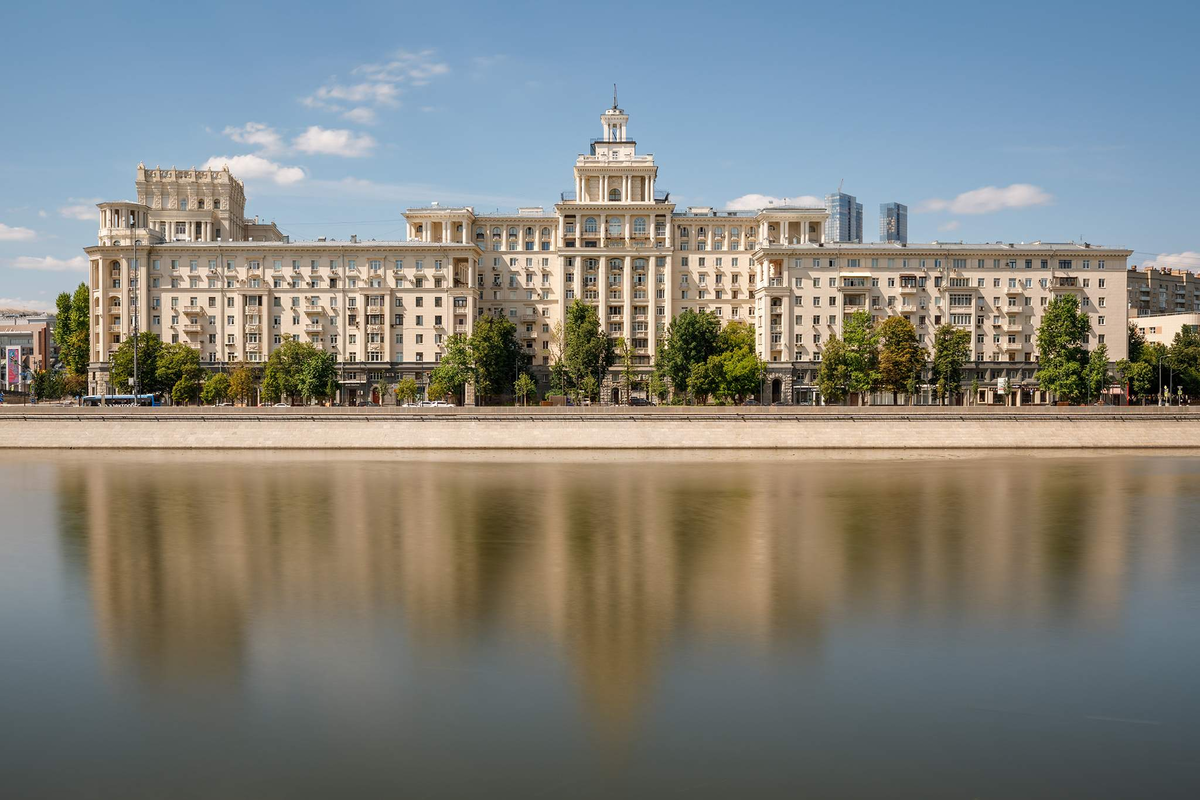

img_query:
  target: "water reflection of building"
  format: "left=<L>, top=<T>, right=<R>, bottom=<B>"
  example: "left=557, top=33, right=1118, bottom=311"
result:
left=60, top=453, right=1157, bottom=731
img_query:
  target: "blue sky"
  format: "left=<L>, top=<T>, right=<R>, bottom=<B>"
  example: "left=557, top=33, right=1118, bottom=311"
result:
left=3, top=0, right=1198, bottom=310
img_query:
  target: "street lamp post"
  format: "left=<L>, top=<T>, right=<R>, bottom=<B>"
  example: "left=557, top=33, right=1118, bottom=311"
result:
left=130, top=224, right=141, bottom=404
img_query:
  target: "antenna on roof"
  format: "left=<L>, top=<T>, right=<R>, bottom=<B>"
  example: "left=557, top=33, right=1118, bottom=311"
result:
left=838, top=178, right=844, bottom=193
left=613, top=83, right=618, bottom=110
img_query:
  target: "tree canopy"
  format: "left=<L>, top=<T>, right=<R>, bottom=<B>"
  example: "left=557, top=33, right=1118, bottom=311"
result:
left=876, top=315, right=926, bottom=400
left=1035, top=294, right=1090, bottom=403
left=562, top=300, right=613, bottom=398
left=53, top=282, right=91, bottom=376
left=931, top=324, right=972, bottom=403
left=261, top=338, right=337, bottom=404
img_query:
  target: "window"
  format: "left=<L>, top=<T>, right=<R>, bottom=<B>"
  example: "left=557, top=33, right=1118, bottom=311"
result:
left=609, top=188, right=621, bottom=201
left=608, top=217, right=622, bottom=236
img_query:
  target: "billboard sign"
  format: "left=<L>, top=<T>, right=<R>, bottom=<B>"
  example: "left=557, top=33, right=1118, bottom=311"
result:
left=5, top=347, right=19, bottom=386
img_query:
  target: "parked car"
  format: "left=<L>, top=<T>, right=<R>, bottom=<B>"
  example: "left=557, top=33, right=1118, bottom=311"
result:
left=743, top=399, right=761, bottom=406
left=432, top=400, right=455, bottom=407
left=273, top=402, right=291, bottom=408
left=629, top=396, right=650, bottom=407
left=357, top=401, right=380, bottom=407
left=401, top=402, right=419, bottom=408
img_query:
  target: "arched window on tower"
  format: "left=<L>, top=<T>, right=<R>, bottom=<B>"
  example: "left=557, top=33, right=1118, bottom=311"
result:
left=633, top=217, right=646, bottom=235
left=608, top=217, right=622, bottom=236
left=584, top=217, right=598, bottom=234
left=609, top=188, right=621, bottom=202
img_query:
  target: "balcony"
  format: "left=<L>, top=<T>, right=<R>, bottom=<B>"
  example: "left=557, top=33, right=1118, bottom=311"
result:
left=1004, top=285, right=1024, bottom=297
left=1002, top=321, right=1023, bottom=333
left=304, top=305, right=324, bottom=314
left=521, top=311, right=538, bottom=322
left=367, top=324, right=384, bottom=334
left=245, top=342, right=261, bottom=351
left=899, top=283, right=919, bottom=294
left=108, top=323, right=122, bottom=333
left=1002, top=340, right=1023, bottom=351
left=1051, top=276, right=1080, bottom=290
left=182, top=323, right=202, bottom=333
left=182, top=304, right=203, bottom=314
left=304, top=323, right=323, bottom=333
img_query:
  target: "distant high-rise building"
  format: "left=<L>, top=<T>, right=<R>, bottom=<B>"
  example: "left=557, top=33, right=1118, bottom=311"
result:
left=825, top=191, right=864, bottom=243
left=880, top=202, right=908, bottom=244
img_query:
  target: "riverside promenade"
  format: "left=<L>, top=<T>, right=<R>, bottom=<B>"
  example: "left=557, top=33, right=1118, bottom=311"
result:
left=1, top=406, right=1198, bottom=449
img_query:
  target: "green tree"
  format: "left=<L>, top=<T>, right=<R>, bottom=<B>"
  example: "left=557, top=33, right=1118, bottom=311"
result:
left=261, top=337, right=318, bottom=404
left=1118, top=358, right=1154, bottom=404
left=53, top=282, right=91, bottom=376
left=817, top=334, right=850, bottom=404
left=229, top=365, right=256, bottom=406
left=109, top=332, right=164, bottom=394
left=171, top=374, right=201, bottom=405
left=563, top=300, right=613, bottom=400
left=514, top=372, right=537, bottom=406
left=689, top=360, right=716, bottom=404
left=931, top=324, right=972, bottom=404
left=580, top=374, right=599, bottom=402
left=842, top=310, right=880, bottom=404
left=716, top=319, right=756, bottom=353
left=615, top=337, right=637, bottom=403
left=1168, top=326, right=1200, bottom=400
left=63, top=372, right=87, bottom=399
left=426, top=333, right=474, bottom=402
left=1084, top=343, right=1110, bottom=404
left=1035, top=294, right=1090, bottom=403
left=31, top=369, right=65, bottom=401
left=648, top=372, right=667, bottom=404
left=298, top=350, right=337, bottom=404
left=395, top=377, right=420, bottom=404
left=200, top=372, right=231, bottom=405
left=156, top=342, right=203, bottom=398
left=711, top=346, right=766, bottom=404
left=656, top=308, right=720, bottom=397
left=876, top=315, right=925, bottom=403
left=1127, top=322, right=1146, bottom=364
left=469, top=315, right=523, bottom=404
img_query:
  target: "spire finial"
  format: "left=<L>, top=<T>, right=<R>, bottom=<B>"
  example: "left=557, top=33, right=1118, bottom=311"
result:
left=613, top=83, right=618, bottom=110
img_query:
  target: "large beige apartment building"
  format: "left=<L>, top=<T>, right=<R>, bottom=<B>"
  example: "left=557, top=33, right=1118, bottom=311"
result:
left=85, top=103, right=1134, bottom=404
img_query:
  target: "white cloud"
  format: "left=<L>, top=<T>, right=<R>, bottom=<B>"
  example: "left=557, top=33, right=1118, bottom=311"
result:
left=304, top=81, right=400, bottom=111
left=202, top=155, right=305, bottom=186
left=38, top=210, right=47, bottom=218
left=725, top=193, right=823, bottom=211
left=222, top=122, right=284, bottom=154
left=916, top=183, right=1052, bottom=215
left=1140, top=251, right=1200, bottom=272
left=0, top=297, right=55, bottom=313
left=937, top=220, right=961, bottom=232
left=0, top=223, right=36, bottom=241
left=342, top=106, right=377, bottom=125
left=58, top=198, right=102, bottom=221
left=292, top=126, right=376, bottom=158
left=303, top=49, right=448, bottom=115
left=354, top=49, right=449, bottom=86
left=9, top=255, right=88, bottom=272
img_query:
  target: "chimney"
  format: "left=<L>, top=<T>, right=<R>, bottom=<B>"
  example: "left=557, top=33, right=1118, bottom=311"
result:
left=350, top=234, right=358, bottom=243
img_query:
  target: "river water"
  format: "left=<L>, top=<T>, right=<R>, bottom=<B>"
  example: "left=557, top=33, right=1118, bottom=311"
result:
left=1, top=451, right=1198, bottom=798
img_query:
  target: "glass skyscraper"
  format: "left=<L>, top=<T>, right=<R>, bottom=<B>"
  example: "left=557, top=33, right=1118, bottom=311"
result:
left=879, top=202, right=908, bottom=244
left=825, top=191, right=864, bottom=243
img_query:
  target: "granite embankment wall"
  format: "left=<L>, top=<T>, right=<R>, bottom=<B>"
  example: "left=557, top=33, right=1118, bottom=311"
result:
left=2, top=408, right=1199, bottom=449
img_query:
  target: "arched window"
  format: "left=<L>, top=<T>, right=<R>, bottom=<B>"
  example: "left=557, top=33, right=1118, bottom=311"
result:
left=508, top=227, right=518, bottom=237
left=679, top=227, right=689, bottom=237
left=634, top=258, right=647, bottom=270
left=111, top=297, right=121, bottom=307
left=475, top=227, right=485, bottom=239
left=197, top=199, right=205, bottom=209
left=633, top=217, right=646, bottom=235
left=584, top=217, right=598, bottom=234
left=608, top=217, right=622, bottom=236
left=492, top=227, right=501, bottom=236
left=714, top=227, right=723, bottom=236
left=697, top=227, right=706, bottom=236
left=540, top=227, right=551, bottom=238
left=213, top=199, right=220, bottom=210
left=608, top=258, right=623, bottom=270
left=730, top=227, right=740, bottom=237
left=609, top=188, right=621, bottom=202
left=585, top=259, right=598, bottom=270
left=525, top=227, right=533, bottom=237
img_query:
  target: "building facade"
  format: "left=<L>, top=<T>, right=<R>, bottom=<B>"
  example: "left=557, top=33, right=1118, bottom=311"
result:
left=1, top=311, right=56, bottom=388
left=825, top=191, right=864, bottom=244
left=84, top=103, right=1134, bottom=404
left=879, top=202, right=908, bottom=244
